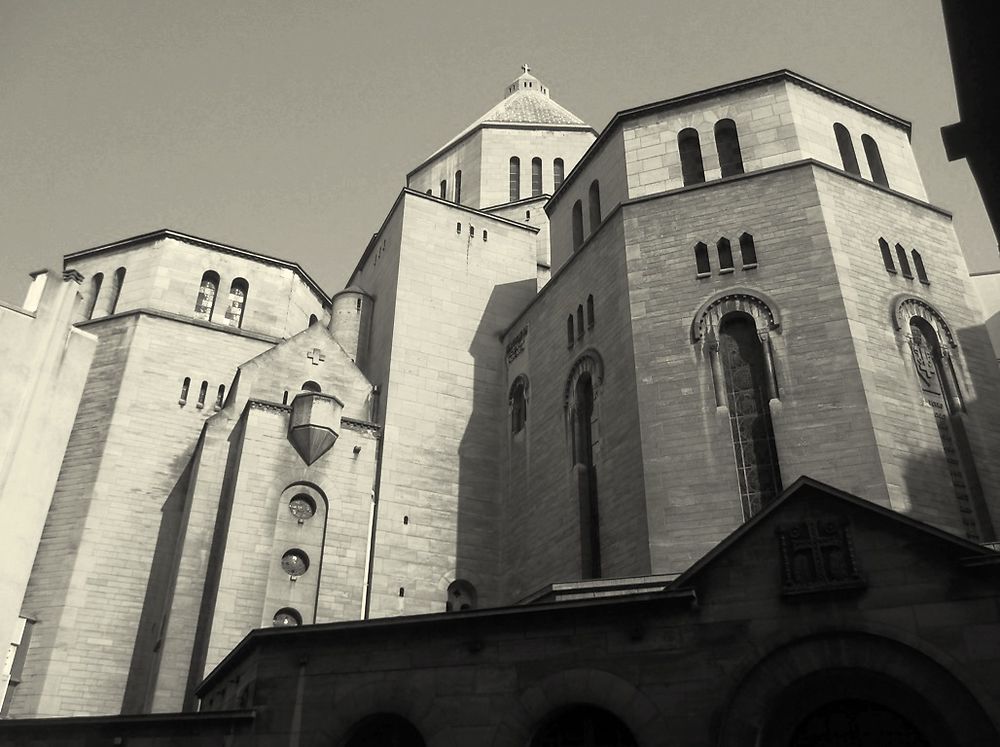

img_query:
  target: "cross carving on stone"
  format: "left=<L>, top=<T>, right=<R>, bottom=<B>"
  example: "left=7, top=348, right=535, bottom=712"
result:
left=306, top=348, right=325, bottom=365
left=521, top=64, right=531, bottom=74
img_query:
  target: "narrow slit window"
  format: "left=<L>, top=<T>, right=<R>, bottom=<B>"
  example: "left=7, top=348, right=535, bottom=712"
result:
left=215, top=384, right=226, bottom=409
left=567, top=315, right=575, bottom=348
left=179, top=377, right=190, bottom=405
left=576, top=305, right=584, bottom=339
left=509, top=156, right=520, bottom=202
left=695, top=242, right=711, bottom=276
left=469, top=225, right=475, bottom=238
left=439, top=180, right=447, bottom=199
left=553, top=158, right=565, bottom=189
left=85, top=272, right=104, bottom=319
left=739, top=233, right=757, bottom=267
left=879, top=238, right=896, bottom=272
left=510, top=378, right=528, bottom=435
left=588, top=180, right=601, bottom=233
left=107, top=267, right=126, bottom=315
left=586, top=294, right=595, bottom=328
left=572, top=200, right=584, bottom=251
left=224, top=278, right=248, bottom=329
left=717, top=237, right=734, bottom=271
left=454, top=170, right=462, bottom=203
left=197, top=381, right=208, bottom=409
left=895, top=243, right=913, bottom=278
left=833, top=123, right=861, bottom=175
left=456, top=222, right=462, bottom=234
left=482, top=230, right=488, bottom=242
left=861, top=134, right=889, bottom=188
left=531, top=157, right=542, bottom=196
left=678, top=128, right=706, bottom=186
left=715, top=119, right=744, bottom=177
left=912, top=249, right=929, bottom=283
left=194, top=271, right=220, bottom=321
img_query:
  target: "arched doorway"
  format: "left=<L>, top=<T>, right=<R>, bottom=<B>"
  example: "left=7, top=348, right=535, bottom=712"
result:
left=788, top=698, right=929, bottom=746
left=531, top=704, right=636, bottom=747
left=343, top=713, right=426, bottom=747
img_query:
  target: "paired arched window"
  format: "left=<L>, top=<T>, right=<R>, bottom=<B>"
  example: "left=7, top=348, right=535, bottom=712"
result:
left=717, top=237, right=734, bottom=271
left=879, top=238, right=896, bottom=273
left=531, top=705, right=637, bottom=747
left=553, top=158, right=565, bottom=189
left=739, top=233, right=757, bottom=267
left=567, top=315, right=575, bottom=348
left=454, top=170, right=462, bottom=203
left=509, top=156, right=521, bottom=202
left=571, top=200, right=584, bottom=251
left=85, top=272, right=104, bottom=319
left=586, top=294, right=595, bottom=328
left=576, top=305, right=585, bottom=339
left=107, top=267, right=126, bottom=315
left=715, top=119, right=744, bottom=177
left=895, top=243, right=913, bottom=278
left=694, top=242, right=711, bottom=276
left=678, top=127, right=706, bottom=186
left=446, top=579, right=478, bottom=611
left=510, top=376, right=528, bottom=434
left=861, top=134, right=889, bottom=187
left=225, top=277, right=248, bottom=328
left=912, top=249, right=928, bottom=283
left=833, top=123, right=861, bottom=176
left=531, top=157, right=543, bottom=197
left=565, top=352, right=604, bottom=578
left=197, top=380, right=208, bottom=409
left=194, top=271, right=220, bottom=321
left=588, top=180, right=602, bottom=233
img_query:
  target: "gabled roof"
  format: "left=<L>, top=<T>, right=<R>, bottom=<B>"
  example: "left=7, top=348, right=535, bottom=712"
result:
left=672, top=476, right=999, bottom=589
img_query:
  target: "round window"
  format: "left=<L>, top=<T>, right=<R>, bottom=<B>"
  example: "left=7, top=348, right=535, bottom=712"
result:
left=272, top=607, right=302, bottom=627
left=281, top=549, right=310, bottom=577
left=288, top=493, right=316, bottom=521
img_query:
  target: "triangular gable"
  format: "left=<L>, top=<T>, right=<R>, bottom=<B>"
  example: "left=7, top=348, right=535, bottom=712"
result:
left=672, top=476, right=997, bottom=592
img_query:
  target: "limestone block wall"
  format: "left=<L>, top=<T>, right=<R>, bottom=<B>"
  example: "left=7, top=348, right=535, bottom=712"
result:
left=479, top=128, right=594, bottom=208
left=407, top=133, right=484, bottom=208
left=486, top=196, right=552, bottom=285
left=68, top=235, right=329, bottom=339
left=970, top=270, right=1000, bottom=363
left=623, top=164, right=888, bottom=574
left=362, top=193, right=538, bottom=617
left=12, top=315, right=270, bottom=717
left=499, top=215, right=650, bottom=602
left=547, top=128, right=627, bottom=271
left=813, top=167, right=1000, bottom=537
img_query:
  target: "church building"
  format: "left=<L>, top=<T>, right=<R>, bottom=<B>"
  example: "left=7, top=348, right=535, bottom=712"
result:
left=1, top=68, right=1000, bottom=746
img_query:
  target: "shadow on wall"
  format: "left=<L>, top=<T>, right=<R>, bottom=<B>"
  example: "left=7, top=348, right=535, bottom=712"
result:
left=453, top=279, right=537, bottom=612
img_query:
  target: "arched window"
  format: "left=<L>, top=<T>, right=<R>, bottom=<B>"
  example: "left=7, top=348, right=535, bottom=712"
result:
left=588, top=180, right=601, bottom=233
left=895, top=243, right=913, bottom=278
left=565, top=352, right=604, bottom=579
left=194, top=271, right=220, bottom=321
left=739, top=233, right=757, bottom=267
left=446, top=579, right=478, bottom=611
left=197, top=381, right=208, bottom=409
left=912, top=249, right=928, bottom=283
left=301, top=380, right=321, bottom=393
left=509, top=156, right=521, bottom=202
left=215, top=384, right=226, bottom=409
left=309, top=314, right=318, bottom=326
left=454, top=170, right=462, bottom=203
left=694, top=242, right=711, bottom=276
left=531, top=705, right=637, bottom=747
left=179, top=377, right=190, bottom=406
left=586, top=294, right=595, bottom=328
left=717, top=237, right=734, bottom=271
left=85, top=272, right=104, bottom=319
left=715, top=118, right=744, bottom=177
left=531, top=157, right=543, bottom=196
left=879, top=238, right=896, bottom=273
left=718, top=313, right=782, bottom=516
left=439, top=179, right=446, bottom=199
left=576, top=305, right=585, bottom=339
left=483, top=229, right=488, bottom=242
left=225, top=277, right=248, bottom=328
left=272, top=608, right=302, bottom=627
left=678, top=127, right=706, bottom=186
left=553, top=158, right=565, bottom=189
left=344, top=714, right=426, bottom=747
left=567, top=315, right=575, bottom=348
left=107, top=267, right=126, bottom=315
left=572, top=200, right=584, bottom=251
left=833, top=123, right=861, bottom=176
left=510, top=376, right=528, bottom=434
left=861, top=134, right=889, bottom=187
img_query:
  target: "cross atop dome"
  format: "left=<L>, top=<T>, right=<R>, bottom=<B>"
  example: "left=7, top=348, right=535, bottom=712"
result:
left=505, top=65, right=549, bottom=99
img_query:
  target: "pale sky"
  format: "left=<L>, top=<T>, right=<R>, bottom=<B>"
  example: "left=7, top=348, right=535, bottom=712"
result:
left=1, top=0, right=995, bottom=304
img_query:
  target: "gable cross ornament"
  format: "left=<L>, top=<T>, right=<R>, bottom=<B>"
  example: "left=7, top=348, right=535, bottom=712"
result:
left=306, top=348, right=325, bottom=365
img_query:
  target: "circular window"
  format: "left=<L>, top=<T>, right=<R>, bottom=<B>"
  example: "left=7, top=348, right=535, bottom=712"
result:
left=281, top=549, right=310, bottom=577
left=288, top=493, right=316, bottom=521
left=272, top=607, right=302, bottom=627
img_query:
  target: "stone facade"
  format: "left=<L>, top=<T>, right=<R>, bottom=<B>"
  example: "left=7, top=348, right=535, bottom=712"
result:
left=1, top=68, right=999, bottom=744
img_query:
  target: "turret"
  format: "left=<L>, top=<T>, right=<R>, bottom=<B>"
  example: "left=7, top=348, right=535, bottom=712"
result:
left=329, top=286, right=373, bottom=371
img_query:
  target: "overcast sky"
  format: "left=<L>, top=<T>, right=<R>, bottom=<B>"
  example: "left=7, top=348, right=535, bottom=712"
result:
left=1, top=0, right=995, bottom=304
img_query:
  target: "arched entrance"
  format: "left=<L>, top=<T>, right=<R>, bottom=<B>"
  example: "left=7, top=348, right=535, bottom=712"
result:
left=343, top=713, right=426, bottom=747
left=788, top=698, right=929, bottom=746
left=530, top=704, right=636, bottom=747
